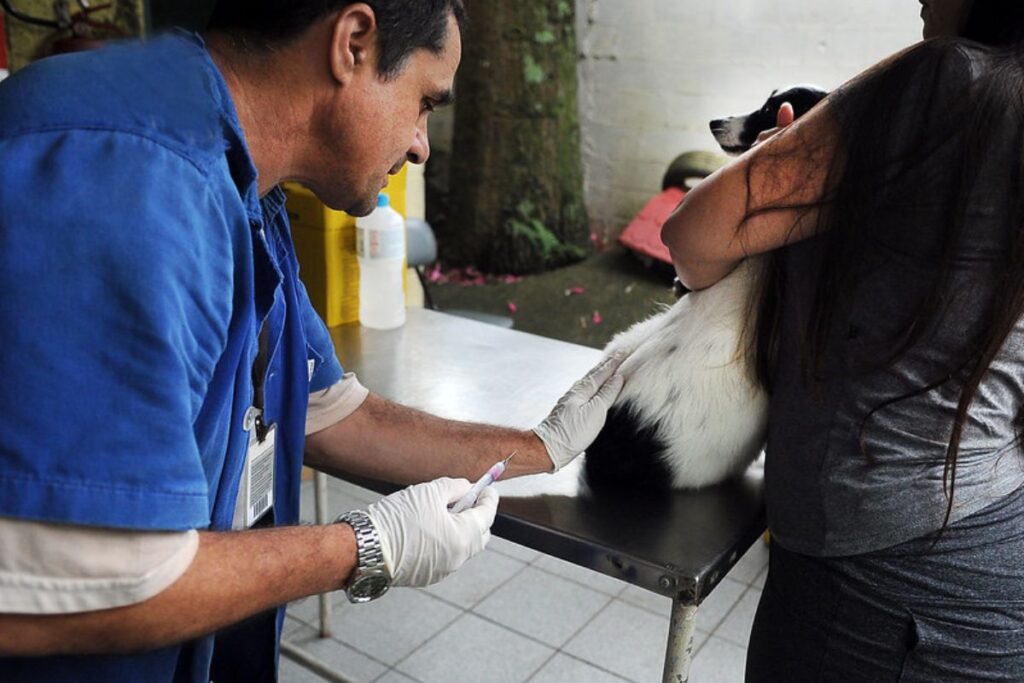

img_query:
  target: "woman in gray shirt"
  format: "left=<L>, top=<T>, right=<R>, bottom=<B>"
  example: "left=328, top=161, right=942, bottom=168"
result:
left=663, top=1, right=1024, bottom=679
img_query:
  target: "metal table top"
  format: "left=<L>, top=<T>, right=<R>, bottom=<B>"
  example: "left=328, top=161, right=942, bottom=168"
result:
left=329, top=308, right=765, bottom=604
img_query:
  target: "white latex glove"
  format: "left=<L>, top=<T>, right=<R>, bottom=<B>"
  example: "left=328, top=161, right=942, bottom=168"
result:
left=533, top=352, right=626, bottom=471
left=365, top=477, right=498, bottom=588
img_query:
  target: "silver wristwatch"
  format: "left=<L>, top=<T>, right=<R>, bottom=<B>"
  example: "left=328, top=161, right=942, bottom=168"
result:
left=336, top=510, right=391, bottom=603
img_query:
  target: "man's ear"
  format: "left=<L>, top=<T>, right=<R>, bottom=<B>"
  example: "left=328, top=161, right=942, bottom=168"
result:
left=328, top=3, right=378, bottom=84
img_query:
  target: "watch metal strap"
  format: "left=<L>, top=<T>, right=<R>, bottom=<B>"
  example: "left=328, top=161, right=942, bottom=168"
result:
left=337, top=510, right=385, bottom=571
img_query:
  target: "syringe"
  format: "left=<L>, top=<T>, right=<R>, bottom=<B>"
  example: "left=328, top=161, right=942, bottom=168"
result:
left=448, top=451, right=517, bottom=514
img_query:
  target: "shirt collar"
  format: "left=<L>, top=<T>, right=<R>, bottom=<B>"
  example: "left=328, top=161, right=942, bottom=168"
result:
left=178, top=29, right=265, bottom=222
left=259, top=187, right=288, bottom=226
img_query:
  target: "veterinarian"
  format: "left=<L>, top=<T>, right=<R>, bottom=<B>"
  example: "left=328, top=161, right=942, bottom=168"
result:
left=663, top=0, right=1024, bottom=680
left=0, top=1, right=624, bottom=680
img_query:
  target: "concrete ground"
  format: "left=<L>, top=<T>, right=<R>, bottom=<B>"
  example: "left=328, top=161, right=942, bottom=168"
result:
left=424, top=246, right=677, bottom=350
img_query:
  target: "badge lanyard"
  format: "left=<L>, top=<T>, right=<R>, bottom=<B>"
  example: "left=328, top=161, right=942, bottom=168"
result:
left=251, top=323, right=270, bottom=444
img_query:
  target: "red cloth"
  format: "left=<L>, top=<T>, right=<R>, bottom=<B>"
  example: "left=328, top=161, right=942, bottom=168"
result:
left=0, top=15, right=7, bottom=70
left=617, top=187, right=685, bottom=265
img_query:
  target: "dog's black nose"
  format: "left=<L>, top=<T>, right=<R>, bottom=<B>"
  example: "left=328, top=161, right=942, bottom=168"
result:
left=710, top=119, right=727, bottom=131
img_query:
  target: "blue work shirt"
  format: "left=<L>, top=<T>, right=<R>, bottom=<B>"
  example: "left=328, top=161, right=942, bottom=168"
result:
left=0, top=31, right=343, bottom=681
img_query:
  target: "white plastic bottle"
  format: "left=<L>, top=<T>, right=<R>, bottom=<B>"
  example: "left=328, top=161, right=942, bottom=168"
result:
left=356, top=194, right=406, bottom=329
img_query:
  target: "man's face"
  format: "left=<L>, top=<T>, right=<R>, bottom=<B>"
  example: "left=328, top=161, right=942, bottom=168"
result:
left=920, top=0, right=973, bottom=39
left=313, top=13, right=461, bottom=216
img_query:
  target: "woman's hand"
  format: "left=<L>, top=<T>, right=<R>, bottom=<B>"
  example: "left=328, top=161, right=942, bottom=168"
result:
left=752, top=102, right=796, bottom=147
left=661, top=96, right=835, bottom=291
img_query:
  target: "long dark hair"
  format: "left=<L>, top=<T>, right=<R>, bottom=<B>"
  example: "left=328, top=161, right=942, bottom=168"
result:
left=751, top=5, right=1024, bottom=532
left=961, top=0, right=1024, bottom=46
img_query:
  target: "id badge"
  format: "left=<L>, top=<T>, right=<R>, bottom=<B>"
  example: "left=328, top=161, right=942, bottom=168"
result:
left=232, top=411, right=276, bottom=529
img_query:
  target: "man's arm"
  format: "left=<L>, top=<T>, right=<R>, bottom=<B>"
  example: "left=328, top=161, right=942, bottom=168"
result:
left=304, top=353, right=626, bottom=483
left=305, top=392, right=553, bottom=484
left=0, top=524, right=355, bottom=657
left=0, top=476, right=498, bottom=658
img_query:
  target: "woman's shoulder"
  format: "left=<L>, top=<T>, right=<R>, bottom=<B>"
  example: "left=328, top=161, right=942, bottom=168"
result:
left=885, top=37, right=999, bottom=90
left=832, top=38, right=996, bottom=132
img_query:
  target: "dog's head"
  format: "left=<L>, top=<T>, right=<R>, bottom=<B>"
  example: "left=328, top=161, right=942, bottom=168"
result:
left=710, top=84, right=828, bottom=155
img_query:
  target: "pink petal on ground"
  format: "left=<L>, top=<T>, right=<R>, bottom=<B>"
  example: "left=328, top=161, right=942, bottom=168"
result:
left=592, top=310, right=603, bottom=325
left=507, top=302, right=518, bottom=313
left=564, top=286, right=586, bottom=296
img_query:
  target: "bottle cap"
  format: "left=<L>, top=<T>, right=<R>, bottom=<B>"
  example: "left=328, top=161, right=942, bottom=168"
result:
left=377, top=194, right=390, bottom=208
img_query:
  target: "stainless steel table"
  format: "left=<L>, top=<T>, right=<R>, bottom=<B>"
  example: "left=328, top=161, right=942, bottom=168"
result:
left=329, top=308, right=766, bottom=683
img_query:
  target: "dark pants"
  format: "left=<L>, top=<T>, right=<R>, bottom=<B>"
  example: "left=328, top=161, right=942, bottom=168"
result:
left=745, top=541, right=914, bottom=682
left=746, top=509, right=1024, bottom=683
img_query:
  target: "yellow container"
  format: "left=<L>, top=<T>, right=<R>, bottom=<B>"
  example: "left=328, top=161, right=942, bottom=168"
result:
left=285, top=168, right=408, bottom=327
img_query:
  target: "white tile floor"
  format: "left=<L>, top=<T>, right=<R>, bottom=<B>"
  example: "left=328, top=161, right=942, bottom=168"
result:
left=281, top=477, right=768, bottom=683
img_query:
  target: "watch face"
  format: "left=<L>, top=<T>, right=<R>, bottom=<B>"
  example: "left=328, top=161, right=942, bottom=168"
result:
left=348, top=570, right=391, bottom=603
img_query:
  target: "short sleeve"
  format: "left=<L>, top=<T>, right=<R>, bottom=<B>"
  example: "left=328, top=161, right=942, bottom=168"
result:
left=0, top=130, right=233, bottom=530
left=0, top=517, right=198, bottom=614
left=305, top=373, right=369, bottom=435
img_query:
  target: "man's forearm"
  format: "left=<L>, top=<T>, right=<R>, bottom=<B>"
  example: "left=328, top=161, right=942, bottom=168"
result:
left=304, top=393, right=552, bottom=485
left=0, top=524, right=355, bottom=657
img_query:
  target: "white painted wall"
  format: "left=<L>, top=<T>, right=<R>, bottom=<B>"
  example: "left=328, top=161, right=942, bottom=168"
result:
left=430, top=1, right=923, bottom=241
left=575, top=0, right=922, bottom=239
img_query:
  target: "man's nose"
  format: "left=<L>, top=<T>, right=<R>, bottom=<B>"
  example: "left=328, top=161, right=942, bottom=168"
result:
left=407, top=127, right=430, bottom=165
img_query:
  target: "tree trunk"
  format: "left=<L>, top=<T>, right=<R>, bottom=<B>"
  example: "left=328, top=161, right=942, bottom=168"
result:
left=442, top=0, right=590, bottom=274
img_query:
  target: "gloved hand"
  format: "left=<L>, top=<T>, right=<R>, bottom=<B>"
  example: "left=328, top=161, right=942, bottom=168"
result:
left=365, top=477, right=498, bottom=587
left=533, top=352, right=626, bottom=471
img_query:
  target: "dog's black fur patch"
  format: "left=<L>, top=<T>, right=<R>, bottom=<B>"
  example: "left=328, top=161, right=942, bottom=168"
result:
left=710, top=85, right=828, bottom=154
left=584, top=86, right=823, bottom=494
left=583, top=402, right=674, bottom=492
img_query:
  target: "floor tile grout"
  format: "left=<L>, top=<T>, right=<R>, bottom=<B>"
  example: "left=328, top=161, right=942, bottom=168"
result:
left=285, top=583, right=760, bottom=683
left=374, top=602, right=465, bottom=675
left=524, top=649, right=636, bottom=683
left=290, top=484, right=768, bottom=683
left=378, top=558, right=537, bottom=673
left=708, top=584, right=760, bottom=649
left=521, top=650, right=561, bottom=683
left=525, top=556, right=629, bottom=598
left=282, top=616, right=408, bottom=674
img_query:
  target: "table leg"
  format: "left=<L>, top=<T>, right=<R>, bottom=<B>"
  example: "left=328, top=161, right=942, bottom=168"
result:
left=662, top=597, right=697, bottom=683
left=313, top=471, right=334, bottom=638
left=280, top=641, right=354, bottom=683
left=279, top=473, right=346, bottom=679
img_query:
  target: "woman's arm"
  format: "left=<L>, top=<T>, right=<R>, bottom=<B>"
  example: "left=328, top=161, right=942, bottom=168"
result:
left=661, top=95, right=840, bottom=290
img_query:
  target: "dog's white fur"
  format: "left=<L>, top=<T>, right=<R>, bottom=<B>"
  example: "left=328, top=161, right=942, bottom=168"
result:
left=599, top=257, right=768, bottom=487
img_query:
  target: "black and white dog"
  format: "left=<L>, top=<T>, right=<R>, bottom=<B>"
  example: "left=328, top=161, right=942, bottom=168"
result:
left=710, top=84, right=829, bottom=154
left=583, top=85, right=828, bottom=491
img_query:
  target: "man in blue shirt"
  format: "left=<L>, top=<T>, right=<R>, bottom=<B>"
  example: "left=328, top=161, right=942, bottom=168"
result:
left=0, top=0, right=623, bottom=680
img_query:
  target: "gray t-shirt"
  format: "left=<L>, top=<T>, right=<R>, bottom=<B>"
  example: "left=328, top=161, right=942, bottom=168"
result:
left=765, top=40, right=1024, bottom=556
